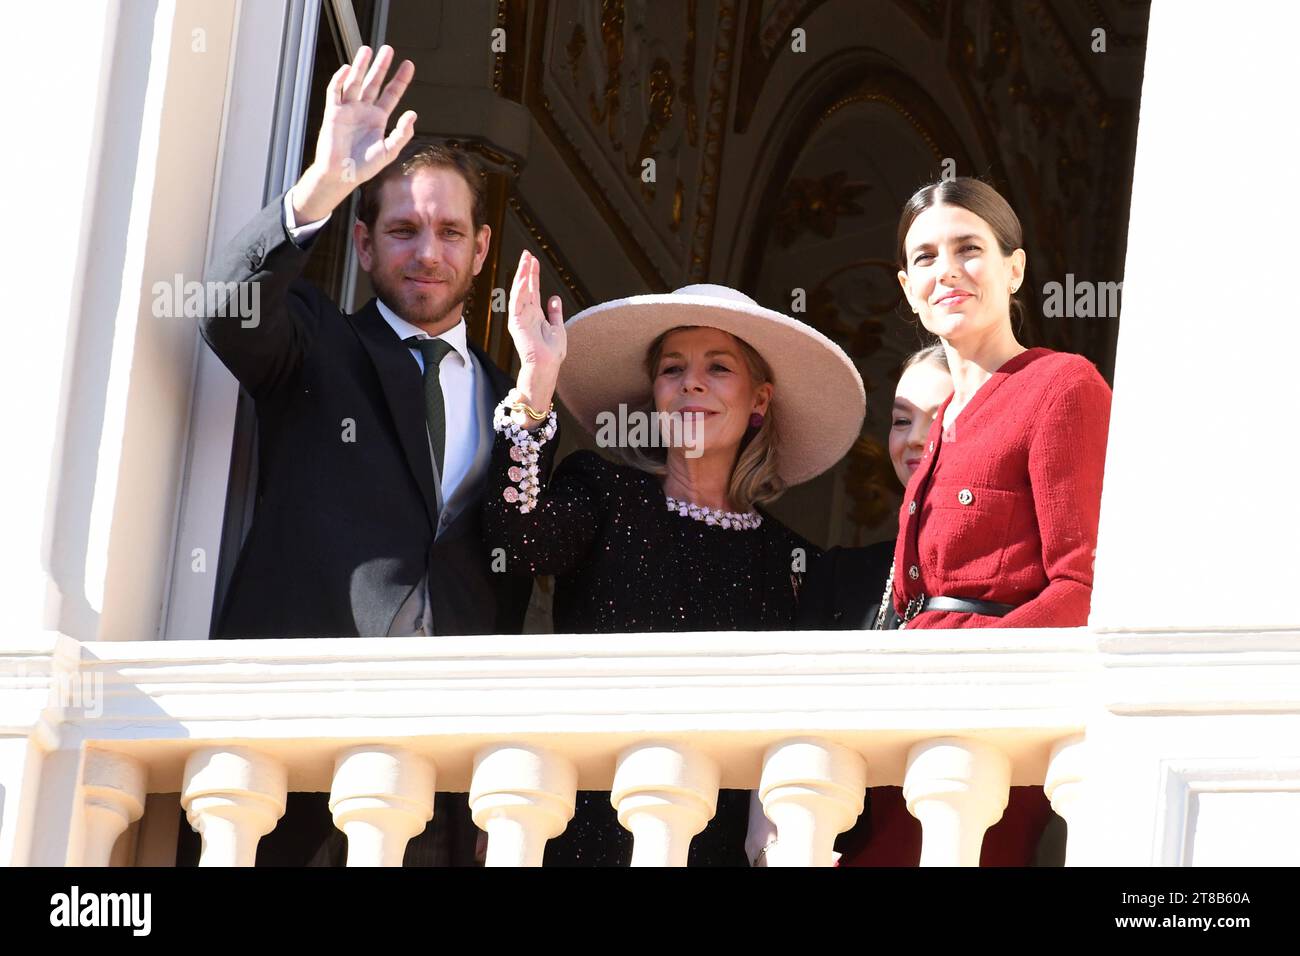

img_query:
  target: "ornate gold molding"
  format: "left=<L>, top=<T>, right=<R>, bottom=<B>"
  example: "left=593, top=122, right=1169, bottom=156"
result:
left=589, top=0, right=626, bottom=149
left=682, top=0, right=700, bottom=148
left=565, top=21, right=586, bottom=87
left=523, top=0, right=667, bottom=289
left=624, top=56, right=676, bottom=203
left=468, top=170, right=510, bottom=358
left=1022, top=0, right=1112, bottom=127
left=774, top=171, right=869, bottom=247
left=492, top=0, right=528, bottom=101
left=686, top=0, right=740, bottom=280
left=818, top=89, right=947, bottom=161
left=507, top=192, right=593, bottom=311
left=758, top=0, right=825, bottom=57
left=739, top=66, right=975, bottom=292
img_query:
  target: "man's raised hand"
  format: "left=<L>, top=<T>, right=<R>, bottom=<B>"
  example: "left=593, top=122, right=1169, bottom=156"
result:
left=291, top=45, right=417, bottom=223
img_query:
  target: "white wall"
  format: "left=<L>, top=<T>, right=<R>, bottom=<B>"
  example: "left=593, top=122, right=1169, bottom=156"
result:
left=1, top=4, right=121, bottom=642
left=1092, top=0, right=1300, bottom=631
left=1, top=1, right=246, bottom=645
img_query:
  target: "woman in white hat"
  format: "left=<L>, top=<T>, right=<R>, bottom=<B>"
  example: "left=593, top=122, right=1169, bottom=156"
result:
left=483, top=250, right=864, bottom=865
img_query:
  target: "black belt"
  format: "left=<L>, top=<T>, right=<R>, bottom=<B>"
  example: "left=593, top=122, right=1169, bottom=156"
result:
left=901, top=593, right=1016, bottom=624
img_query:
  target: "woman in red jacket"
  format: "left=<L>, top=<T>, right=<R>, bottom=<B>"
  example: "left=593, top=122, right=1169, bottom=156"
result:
left=891, top=177, right=1112, bottom=630
left=830, top=178, right=1108, bottom=868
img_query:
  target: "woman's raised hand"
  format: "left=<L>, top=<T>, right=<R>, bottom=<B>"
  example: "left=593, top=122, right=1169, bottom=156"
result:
left=507, top=250, right=567, bottom=419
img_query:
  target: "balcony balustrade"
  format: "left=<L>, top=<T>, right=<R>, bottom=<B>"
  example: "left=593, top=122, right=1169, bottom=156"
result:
left=4, top=629, right=1298, bottom=867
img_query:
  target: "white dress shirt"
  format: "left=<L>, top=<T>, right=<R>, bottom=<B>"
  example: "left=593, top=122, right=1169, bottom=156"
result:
left=283, top=193, right=480, bottom=500
left=375, top=302, right=479, bottom=499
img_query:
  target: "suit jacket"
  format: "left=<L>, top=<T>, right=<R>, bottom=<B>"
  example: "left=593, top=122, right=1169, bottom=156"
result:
left=199, top=193, right=539, bottom=639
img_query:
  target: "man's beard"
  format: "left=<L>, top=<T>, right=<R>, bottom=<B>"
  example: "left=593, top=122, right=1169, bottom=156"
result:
left=371, top=268, right=475, bottom=330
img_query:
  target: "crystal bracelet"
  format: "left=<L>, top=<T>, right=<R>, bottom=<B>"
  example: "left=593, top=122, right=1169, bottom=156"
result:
left=492, top=398, right=558, bottom=514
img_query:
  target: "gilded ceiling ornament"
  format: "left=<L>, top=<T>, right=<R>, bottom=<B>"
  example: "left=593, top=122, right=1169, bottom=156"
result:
left=774, top=171, right=869, bottom=246
left=802, top=284, right=889, bottom=367
left=566, top=22, right=586, bottom=88
left=681, top=0, right=700, bottom=147
left=627, top=57, right=676, bottom=201
left=589, top=0, right=626, bottom=150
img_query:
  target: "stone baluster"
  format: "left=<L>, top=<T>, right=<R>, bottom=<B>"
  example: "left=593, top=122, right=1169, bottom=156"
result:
left=181, top=747, right=287, bottom=867
left=611, top=741, right=720, bottom=867
left=759, top=737, right=866, bottom=867
left=904, top=737, right=1010, bottom=867
left=330, top=746, right=435, bottom=867
left=470, top=744, right=577, bottom=867
left=80, top=749, right=147, bottom=866
left=1045, top=734, right=1088, bottom=867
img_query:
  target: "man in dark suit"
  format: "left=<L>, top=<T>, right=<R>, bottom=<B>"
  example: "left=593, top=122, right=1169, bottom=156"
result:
left=187, top=44, right=567, bottom=865
left=202, top=46, right=554, bottom=642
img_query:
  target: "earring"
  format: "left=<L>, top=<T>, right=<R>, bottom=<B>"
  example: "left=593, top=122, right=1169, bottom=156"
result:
left=749, top=412, right=765, bottom=429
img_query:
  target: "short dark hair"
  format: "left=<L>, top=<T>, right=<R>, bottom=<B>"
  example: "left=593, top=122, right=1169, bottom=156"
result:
left=356, top=142, right=487, bottom=232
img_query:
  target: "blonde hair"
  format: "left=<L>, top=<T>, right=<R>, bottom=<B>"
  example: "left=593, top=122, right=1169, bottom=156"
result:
left=618, top=326, right=786, bottom=512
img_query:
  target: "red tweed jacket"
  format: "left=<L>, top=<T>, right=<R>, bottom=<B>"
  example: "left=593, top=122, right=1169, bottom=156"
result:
left=891, top=347, right=1112, bottom=629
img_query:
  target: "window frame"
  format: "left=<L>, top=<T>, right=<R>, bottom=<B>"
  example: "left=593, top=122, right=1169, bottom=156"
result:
left=160, top=0, right=383, bottom=640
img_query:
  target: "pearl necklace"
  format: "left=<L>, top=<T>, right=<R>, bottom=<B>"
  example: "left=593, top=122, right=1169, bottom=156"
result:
left=664, top=494, right=762, bottom=531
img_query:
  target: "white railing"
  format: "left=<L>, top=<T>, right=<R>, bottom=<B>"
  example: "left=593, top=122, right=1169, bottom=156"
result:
left=4, top=629, right=1298, bottom=867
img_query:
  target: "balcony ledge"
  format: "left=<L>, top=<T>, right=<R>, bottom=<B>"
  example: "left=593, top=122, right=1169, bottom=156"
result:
left=4, top=628, right=1299, bottom=792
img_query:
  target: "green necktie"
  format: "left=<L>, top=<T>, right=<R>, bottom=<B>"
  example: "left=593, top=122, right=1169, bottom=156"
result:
left=405, top=336, right=456, bottom=480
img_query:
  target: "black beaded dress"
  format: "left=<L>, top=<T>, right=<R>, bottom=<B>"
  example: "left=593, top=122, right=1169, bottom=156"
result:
left=483, top=437, right=818, bottom=866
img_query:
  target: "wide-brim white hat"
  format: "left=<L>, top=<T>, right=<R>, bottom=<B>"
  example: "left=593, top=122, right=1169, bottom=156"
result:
left=556, top=284, right=866, bottom=486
